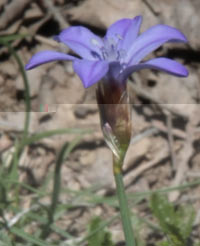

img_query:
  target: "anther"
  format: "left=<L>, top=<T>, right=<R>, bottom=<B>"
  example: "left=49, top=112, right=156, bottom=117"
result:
left=91, top=39, right=100, bottom=46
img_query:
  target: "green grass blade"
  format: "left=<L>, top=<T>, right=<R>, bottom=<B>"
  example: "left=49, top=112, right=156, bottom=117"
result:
left=41, top=136, right=83, bottom=238
left=5, top=42, right=31, bottom=140
left=49, top=136, right=82, bottom=223
left=78, top=216, right=117, bottom=246
left=0, top=33, right=29, bottom=43
left=130, top=179, right=200, bottom=198
left=20, top=128, right=91, bottom=147
left=10, top=227, right=53, bottom=246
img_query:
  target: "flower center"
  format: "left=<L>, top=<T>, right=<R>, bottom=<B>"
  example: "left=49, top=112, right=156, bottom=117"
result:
left=102, top=37, right=126, bottom=62
left=91, top=35, right=127, bottom=63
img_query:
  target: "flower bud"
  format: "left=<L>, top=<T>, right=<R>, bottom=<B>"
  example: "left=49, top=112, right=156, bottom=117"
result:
left=96, top=79, right=132, bottom=165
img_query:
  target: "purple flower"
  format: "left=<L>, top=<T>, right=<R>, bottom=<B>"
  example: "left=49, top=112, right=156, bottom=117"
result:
left=25, top=16, right=188, bottom=88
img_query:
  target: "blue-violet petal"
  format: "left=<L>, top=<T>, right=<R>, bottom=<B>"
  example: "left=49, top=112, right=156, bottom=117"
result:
left=105, top=18, right=132, bottom=44
left=25, top=50, right=77, bottom=70
left=58, top=26, right=103, bottom=60
left=121, top=57, right=188, bottom=81
left=73, top=60, right=109, bottom=88
left=127, top=24, right=188, bottom=65
left=119, top=16, right=142, bottom=51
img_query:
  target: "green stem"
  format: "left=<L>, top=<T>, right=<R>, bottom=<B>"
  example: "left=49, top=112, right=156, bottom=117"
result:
left=113, top=156, right=136, bottom=246
left=4, top=42, right=31, bottom=205
left=6, top=43, right=31, bottom=140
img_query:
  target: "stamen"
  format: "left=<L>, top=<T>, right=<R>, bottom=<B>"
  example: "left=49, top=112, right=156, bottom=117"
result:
left=99, top=34, right=127, bottom=64
left=108, top=37, right=116, bottom=47
left=117, top=49, right=126, bottom=60
left=101, top=49, right=108, bottom=60
left=91, top=39, right=100, bottom=46
left=116, top=34, right=123, bottom=40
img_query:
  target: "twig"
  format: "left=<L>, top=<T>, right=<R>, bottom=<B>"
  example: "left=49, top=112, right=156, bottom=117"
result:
left=34, top=34, right=60, bottom=48
left=131, top=127, right=158, bottom=144
left=7, top=205, right=38, bottom=228
left=152, top=120, right=186, bottom=139
left=129, top=80, right=189, bottom=120
left=187, top=171, right=200, bottom=178
left=124, top=147, right=169, bottom=187
left=194, top=210, right=200, bottom=226
left=142, top=0, right=160, bottom=16
left=165, top=111, right=177, bottom=175
left=169, top=124, right=193, bottom=202
left=0, top=0, right=31, bottom=31
left=42, top=0, right=69, bottom=29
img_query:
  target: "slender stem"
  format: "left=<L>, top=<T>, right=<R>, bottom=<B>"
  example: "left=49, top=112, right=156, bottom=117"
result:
left=113, top=155, right=136, bottom=246
left=4, top=43, right=31, bottom=206
left=6, top=42, right=31, bottom=140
